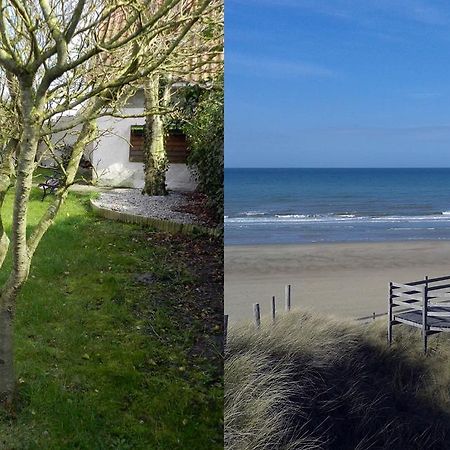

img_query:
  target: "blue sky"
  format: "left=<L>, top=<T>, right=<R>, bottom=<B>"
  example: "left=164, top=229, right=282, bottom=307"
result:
left=225, top=0, right=450, bottom=167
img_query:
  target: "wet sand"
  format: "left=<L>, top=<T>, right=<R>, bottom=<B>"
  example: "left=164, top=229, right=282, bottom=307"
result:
left=225, top=241, right=450, bottom=323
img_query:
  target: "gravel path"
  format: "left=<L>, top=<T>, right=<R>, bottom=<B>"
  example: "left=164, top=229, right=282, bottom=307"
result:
left=91, top=189, right=204, bottom=225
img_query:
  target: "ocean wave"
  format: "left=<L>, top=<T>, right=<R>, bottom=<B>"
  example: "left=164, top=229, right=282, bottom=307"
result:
left=242, top=211, right=266, bottom=216
left=225, top=213, right=450, bottom=225
left=388, top=227, right=436, bottom=231
left=275, top=214, right=308, bottom=218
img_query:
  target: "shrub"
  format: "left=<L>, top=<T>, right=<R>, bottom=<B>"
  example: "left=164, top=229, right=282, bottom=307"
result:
left=183, top=77, right=224, bottom=223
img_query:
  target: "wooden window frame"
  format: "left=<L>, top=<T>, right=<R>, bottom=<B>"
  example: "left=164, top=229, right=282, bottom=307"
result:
left=128, top=125, right=190, bottom=163
left=129, top=125, right=144, bottom=162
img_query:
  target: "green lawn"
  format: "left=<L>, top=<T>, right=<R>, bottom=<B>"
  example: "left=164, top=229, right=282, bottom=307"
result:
left=0, top=189, right=223, bottom=449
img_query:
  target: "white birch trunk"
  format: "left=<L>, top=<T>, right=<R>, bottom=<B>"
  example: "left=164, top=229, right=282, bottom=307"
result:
left=143, top=74, right=168, bottom=196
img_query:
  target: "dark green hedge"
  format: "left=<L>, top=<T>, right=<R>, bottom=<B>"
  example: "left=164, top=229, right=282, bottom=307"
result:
left=183, top=78, right=224, bottom=223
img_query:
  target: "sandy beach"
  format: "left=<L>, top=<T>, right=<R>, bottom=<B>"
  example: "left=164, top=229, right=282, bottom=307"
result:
left=225, top=241, right=450, bottom=323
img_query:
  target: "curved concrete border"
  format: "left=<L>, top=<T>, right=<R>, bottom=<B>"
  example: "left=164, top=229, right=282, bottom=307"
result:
left=90, top=199, right=222, bottom=238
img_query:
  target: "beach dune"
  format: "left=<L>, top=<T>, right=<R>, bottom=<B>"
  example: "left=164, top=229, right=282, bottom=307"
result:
left=225, top=241, right=450, bottom=323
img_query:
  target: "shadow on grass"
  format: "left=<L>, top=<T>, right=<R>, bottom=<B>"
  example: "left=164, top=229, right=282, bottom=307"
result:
left=225, top=312, right=450, bottom=450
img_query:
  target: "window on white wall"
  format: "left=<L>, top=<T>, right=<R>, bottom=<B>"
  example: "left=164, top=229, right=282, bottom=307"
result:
left=129, top=125, right=144, bottom=162
left=128, top=126, right=190, bottom=163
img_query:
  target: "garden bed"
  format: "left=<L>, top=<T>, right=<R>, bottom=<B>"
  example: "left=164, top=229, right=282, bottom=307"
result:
left=91, top=189, right=221, bottom=237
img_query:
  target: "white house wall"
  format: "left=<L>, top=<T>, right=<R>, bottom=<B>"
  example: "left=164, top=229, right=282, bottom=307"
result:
left=93, top=111, right=145, bottom=188
left=93, top=108, right=197, bottom=191
left=39, top=119, right=93, bottom=167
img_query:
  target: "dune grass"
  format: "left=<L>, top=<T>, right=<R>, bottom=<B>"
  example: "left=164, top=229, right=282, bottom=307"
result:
left=225, top=311, right=450, bottom=450
left=0, top=189, right=222, bottom=449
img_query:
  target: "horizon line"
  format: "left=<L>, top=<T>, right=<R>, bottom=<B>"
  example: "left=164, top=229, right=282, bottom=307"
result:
left=224, top=166, right=450, bottom=169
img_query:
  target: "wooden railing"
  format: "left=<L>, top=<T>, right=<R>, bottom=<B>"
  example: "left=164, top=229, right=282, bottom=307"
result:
left=225, top=276, right=450, bottom=354
left=388, top=275, right=450, bottom=353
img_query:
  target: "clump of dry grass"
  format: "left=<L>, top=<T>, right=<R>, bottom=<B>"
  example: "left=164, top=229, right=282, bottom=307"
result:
left=225, top=311, right=450, bottom=450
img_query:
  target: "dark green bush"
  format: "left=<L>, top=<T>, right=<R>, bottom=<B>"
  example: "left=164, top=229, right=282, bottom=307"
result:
left=183, top=78, right=223, bottom=223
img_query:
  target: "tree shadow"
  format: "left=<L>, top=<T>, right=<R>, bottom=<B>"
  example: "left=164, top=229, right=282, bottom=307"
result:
left=280, top=339, right=450, bottom=449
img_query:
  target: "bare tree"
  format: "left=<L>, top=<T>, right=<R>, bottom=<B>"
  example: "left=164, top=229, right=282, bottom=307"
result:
left=0, top=0, right=215, bottom=407
left=141, top=0, right=223, bottom=195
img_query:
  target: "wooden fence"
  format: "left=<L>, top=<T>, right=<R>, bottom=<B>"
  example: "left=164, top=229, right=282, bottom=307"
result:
left=224, top=284, right=292, bottom=344
left=224, top=275, right=450, bottom=353
left=389, top=275, right=450, bottom=353
left=223, top=283, right=386, bottom=346
left=251, top=284, right=292, bottom=329
left=223, top=283, right=384, bottom=340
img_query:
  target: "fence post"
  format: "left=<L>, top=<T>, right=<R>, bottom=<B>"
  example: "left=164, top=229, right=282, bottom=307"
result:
left=388, top=282, right=393, bottom=345
left=423, top=277, right=429, bottom=354
left=224, top=314, right=228, bottom=347
left=253, top=303, right=261, bottom=328
left=285, top=284, right=291, bottom=312
left=271, top=296, right=276, bottom=323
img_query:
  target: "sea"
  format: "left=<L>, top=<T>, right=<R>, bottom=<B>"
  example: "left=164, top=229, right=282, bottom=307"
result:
left=225, top=168, right=450, bottom=245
